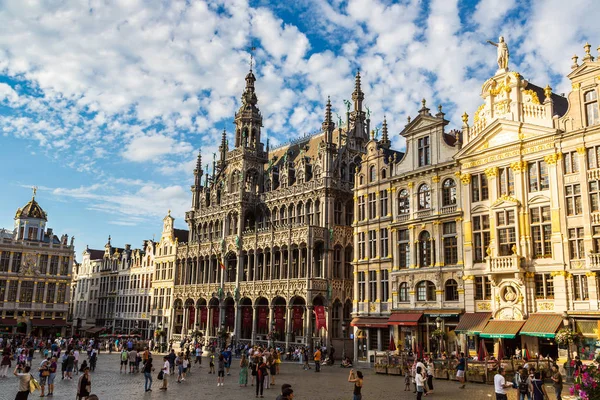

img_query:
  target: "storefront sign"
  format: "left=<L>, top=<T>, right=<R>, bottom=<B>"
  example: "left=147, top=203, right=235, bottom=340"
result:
left=425, top=313, right=459, bottom=318
left=314, top=305, right=326, bottom=330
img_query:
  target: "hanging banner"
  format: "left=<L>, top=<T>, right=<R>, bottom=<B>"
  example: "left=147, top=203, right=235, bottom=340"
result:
left=200, top=307, right=208, bottom=325
left=212, top=307, right=219, bottom=327
left=258, top=307, right=268, bottom=329
left=293, top=306, right=304, bottom=331
left=314, top=305, right=327, bottom=330
left=274, top=306, right=285, bottom=334
left=188, top=307, right=195, bottom=327
left=242, top=307, right=252, bottom=325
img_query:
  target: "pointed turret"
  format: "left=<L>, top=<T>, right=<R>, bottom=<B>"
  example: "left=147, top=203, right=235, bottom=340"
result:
left=234, top=66, right=264, bottom=152
left=219, top=129, right=227, bottom=169
left=380, top=116, right=391, bottom=149
left=352, top=70, right=364, bottom=112
left=322, top=96, right=334, bottom=143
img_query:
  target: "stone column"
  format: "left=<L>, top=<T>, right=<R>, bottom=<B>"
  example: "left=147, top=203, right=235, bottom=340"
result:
left=251, top=305, right=258, bottom=345
left=306, top=305, right=314, bottom=353
left=285, top=306, right=292, bottom=350
left=234, top=300, right=241, bottom=343
left=377, top=328, right=383, bottom=351
left=207, top=307, right=213, bottom=337
left=353, top=326, right=359, bottom=364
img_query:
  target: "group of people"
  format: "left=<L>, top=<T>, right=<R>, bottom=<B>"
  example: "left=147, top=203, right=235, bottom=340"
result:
left=405, top=356, right=437, bottom=399
left=494, top=363, right=564, bottom=400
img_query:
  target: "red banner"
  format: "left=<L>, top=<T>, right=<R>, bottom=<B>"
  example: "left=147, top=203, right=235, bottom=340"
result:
left=242, top=307, right=252, bottom=325
left=292, top=306, right=304, bottom=331
left=212, top=307, right=219, bottom=327
left=314, top=305, right=327, bottom=330
left=258, top=307, right=268, bottom=329
left=188, top=307, right=195, bottom=327
left=200, top=307, right=208, bottom=325
left=274, top=306, right=285, bottom=333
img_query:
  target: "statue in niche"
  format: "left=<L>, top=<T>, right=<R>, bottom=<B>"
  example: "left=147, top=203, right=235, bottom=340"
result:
left=487, top=36, right=509, bottom=70
left=503, top=285, right=517, bottom=302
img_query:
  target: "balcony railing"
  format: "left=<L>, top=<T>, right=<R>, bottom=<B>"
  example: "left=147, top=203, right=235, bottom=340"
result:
left=588, top=253, right=600, bottom=269
left=588, top=168, right=600, bottom=181
left=487, top=254, right=522, bottom=273
left=416, top=209, right=433, bottom=218
left=440, top=205, right=457, bottom=214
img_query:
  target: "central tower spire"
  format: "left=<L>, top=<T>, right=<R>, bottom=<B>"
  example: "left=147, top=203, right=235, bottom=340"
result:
left=234, top=64, right=263, bottom=152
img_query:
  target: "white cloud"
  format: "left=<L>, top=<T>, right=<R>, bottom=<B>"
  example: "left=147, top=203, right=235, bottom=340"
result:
left=123, top=134, right=193, bottom=162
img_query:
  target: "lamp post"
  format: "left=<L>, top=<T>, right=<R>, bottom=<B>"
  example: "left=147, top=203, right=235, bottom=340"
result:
left=341, top=321, right=347, bottom=361
left=219, top=323, right=225, bottom=352
left=435, top=317, right=442, bottom=358
left=562, top=311, right=573, bottom=382
left=158, top=322, right=164, bottom=353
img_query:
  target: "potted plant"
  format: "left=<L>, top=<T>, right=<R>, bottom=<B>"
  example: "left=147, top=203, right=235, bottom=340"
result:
left=569, top=364, right=600, bottom=400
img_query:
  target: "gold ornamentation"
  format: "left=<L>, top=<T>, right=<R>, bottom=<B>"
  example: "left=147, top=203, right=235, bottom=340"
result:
left=544, top=85, right=552, bottom=100
left=474, top=104, right=485, bottom=124
left=455, top=217, right=463, bottom=222
left=454, top=171, right=461, bottom=177
left=586, top=271, right=597, bottom=277
left=462, top=275, right=474, bottom=281
left=461, top=112, right=469, bottom=124
left=522, top=89, right=541, bottom=105
left=492, top=195, right=521, bottom=206
left=476, top=301, right=492, bottom=311
left=544, top=153, right=560, bottom=165
left=525, top=272, right=535, bottom=278
left=510, top=161, right=527, bottom=172
left=432, top=221, right=442, bottom=226
left=432, top=176, right=440, bottom=183
left=460, top=173, right=471, bottom=185
left=576, top=147, right=587, bottom=155
left=490, top=82, right=506, bottom=96
left=407, top=182, right=414, bottom=188
left=484, top=167, right=498, bottom=178
left=572, top=82, right=581, bottom=90
left=537, top=301, right=555, bottom=311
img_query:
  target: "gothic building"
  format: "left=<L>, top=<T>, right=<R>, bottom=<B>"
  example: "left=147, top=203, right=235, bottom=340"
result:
left=0, top=193, right=74, bottom=337
left=169, top=69, right=371, bottom=353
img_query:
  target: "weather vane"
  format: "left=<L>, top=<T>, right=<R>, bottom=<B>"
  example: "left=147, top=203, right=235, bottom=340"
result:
left=32, top=186, right=37, bottom=198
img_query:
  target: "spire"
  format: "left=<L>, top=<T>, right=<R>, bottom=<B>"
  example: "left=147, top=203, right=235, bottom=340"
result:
left=195, top=149, right=202, bottom=173
left=352, top=70, right=364, bottom=112
left=242, top=67, right=258, bottom=107
left=219, top=129, right=227, bottom=168
left=322, top=96, right=334, bottom=142
left=380, top=116, right=390, bottom=148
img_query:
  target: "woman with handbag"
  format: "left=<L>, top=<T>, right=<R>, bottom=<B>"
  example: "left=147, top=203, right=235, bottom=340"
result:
left=77, top=367, right=91, bottom=400
left=38, top=358, right=50, bottom=397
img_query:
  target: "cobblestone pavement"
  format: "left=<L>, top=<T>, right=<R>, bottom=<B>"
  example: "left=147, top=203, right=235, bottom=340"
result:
left=0, top=353, right=570, bottom=400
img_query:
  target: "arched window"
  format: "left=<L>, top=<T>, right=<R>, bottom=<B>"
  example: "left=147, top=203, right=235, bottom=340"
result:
left=297, top=202, right=304, bottom=224
left=416, top=280, right=436, bottom=301
left=381, top=168, right=387, bottom=179
left=418, top=231, right=432, bottom=268
left=334, top=201, right=342, bottom=225
left=315, top=199, right=321, bottom=225
left=279, top=207, right=286, bottom=224
left=442, top=179, right=457, bottom=206
left=398, top=282, right=409, bottom=302
left=584, top=90, right=599, bottom=126
left=306, top=200, right=313, bottom=225
left=359, top=175, right=364, bottom=185
left=288, top=204, right=295, bottom=224
left=272, top=207, right=278, bottom=225
left=369, top=165, right=376, bottom=182
left=445, top=279, right=459, bottom=301
left=418, top=184, right=431, bottom=209
left=398, top=189, right=410, bottom=215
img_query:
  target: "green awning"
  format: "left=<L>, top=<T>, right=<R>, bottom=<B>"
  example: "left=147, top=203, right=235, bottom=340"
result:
left=479, top=320, right=525, bottom=339
left=455, top=312, right=492, bottom=335
left=520, top=313, right=563, bottom=338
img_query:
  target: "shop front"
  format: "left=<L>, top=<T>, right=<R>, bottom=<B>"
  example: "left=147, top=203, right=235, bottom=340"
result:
left=572, top=315, right=600, bottom=361
left=519, top=313, right=563, bottom=360
left=479, top=320, right=525, bottom=359
left=454, top=312, right=492, bottom=356
left=422, top=311, right=461, bottom=356
left=387, top=312, right=423, bottom=354
left=351, top=317, right=389, bottom=363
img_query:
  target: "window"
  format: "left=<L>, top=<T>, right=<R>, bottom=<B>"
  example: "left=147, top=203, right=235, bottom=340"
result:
left=380, top=190, right=389, bottom=217
left=57, top=283, right=67, bottom=303
left=369, top=165, right=376, bottom=182
left=380, top=228, right=389, bottom=258
left=46, top=283, right=56, bottom=303
left=345, top=200, right=354, bottom=225
left=473, top=215, right=490, bottom=262
left=381, top=269, right=389, bottom=301
left=418, top=136, right=430, bottom=166
left=416, top=281, right=435, bottom=301
left=564, top=151, right=580, bottom=174
left=497, top=209, right=516, bottom=256
left=418, top=184, right=431, bottom=209
left=19, top=281, right=33, bottom=303
left=584, top=90, right=599, bottom=126
left=0, top=280, right=5, bottom=303
left=334, top=201, right=342, bottom=225
left=368, top=230, right=377, bottom=258
left=587, top=145, right=600, bottom=169
left=445, top=279, right=459, bottom=301
left=297, top=203, right=304, bottom=224
left=498, top=167, right=514, bottom=196
left=443, top=222, right=458, bottom=265
left=0, top=252, right=9, bottom=272
left=397, top=189, right=410, bottom=215
left=534, top=274, right=554, bottom=299
left=398, top=282, right=409, bottom=302
left=471, top=174, right=489, bottom=202
left=7, top=281, right=17, bottom=302
left=565, top=184, right=582, bottom=215
left=573, top=275, right=589, bottom=301
left=590, top=181, right=600, bottom=212
left=398, top=229, right=410, bottom=269
left=315, top=200, right=321, bottom=224
left=531, top=206, right=552, bottom=258
left=593, top=226, right=600, bottom=253
left=358, top=271, right=366, bottom=301
left=60, top=258, right=70, bottom=275
left=35, top=282, right=45, bottom=303
left=333, top=247, right=342, bottom=279
left=568, top=227, right=585, bottom=259
left=381, top=169, right=387, bottom=179
left=418, top=231, right=432, bottom=268
left=358, top=196, right=366, bottom=221
left=442, top=179, right=457, bottom=206
left=369, top=270, right=377, bottom=301
left=528, top=160, right=549, bottom=192
left=358, top=232, right=366, bottom=259
left=49, top=256, right=59, bottom=275
left=368, top=193, right=377, bottom=219
left=474, top=276, right=492, bottom=300
left=11, top=252, right=22, bottom=273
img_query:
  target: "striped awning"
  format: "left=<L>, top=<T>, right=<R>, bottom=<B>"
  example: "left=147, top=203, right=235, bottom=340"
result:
left=520, top=314, right=563, bottom=338
left=387, top=312, right=423, bottom=326
left=479, top=320, right=525, bottom=339
left=454, top=312, right=492, bottom=334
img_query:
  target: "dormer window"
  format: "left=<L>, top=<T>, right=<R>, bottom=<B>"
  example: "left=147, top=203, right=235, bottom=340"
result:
left=418, top=136, right=430, bottom=166
left=369, top=165, right=376, bottom=182
left=585, top=90, right=599, bottom=126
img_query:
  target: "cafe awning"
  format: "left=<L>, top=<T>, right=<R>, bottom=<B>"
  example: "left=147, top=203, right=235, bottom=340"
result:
left=351, top=317, right=389, bottom=328
left=0, top=318, right=16, bottom=326
left=479, top=320, right=525, bottom=339
left=86, top=326, right=106, bottom=334
left=520, top=313, right=563, bottom=338
left=455, top=312, right=492, bottom=335
left=387, top=312, right=423, bottom=326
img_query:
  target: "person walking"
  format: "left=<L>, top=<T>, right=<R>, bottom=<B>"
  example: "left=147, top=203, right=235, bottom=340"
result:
left=77, top=367, right=91, bottom=400
left=1, top=350, right=11, bottom=377
left=256, top=356, right=267, bottom=398
left=66, top=351, right=75, bottom=380
left=415, top=366, right=425, bottom=400
left=217, top=354, right=225, bottom=387
left=195, top=345, right=202, bottom=367
left=38, top=357, right=51, bottom=397
left=239, top=354, right=248, bottom=387
left=13, top=364, right=31, bottom=400
left=531, top=372, right=548, bottom=400
left=494, top=367, right=513, bottom=400
left=47, top=356, right=57, bottom=397
left=426, top=359, right=434, bottom=393
left=550, top=364, right=563, bottom=400
left=348, top=369, right=363, bottom=400
left=269, top=353, right=276, bottom=387
left=159, top=356, right=169, bottom=391
left=456, top=352, right=466, bottom=389
left=73, top=348, right=80, bottom=376
left=119, top=349, right=128, bottom=373
left=313, top=347, right=321, bottom=372
left=143, top=357, right=154, bottom=392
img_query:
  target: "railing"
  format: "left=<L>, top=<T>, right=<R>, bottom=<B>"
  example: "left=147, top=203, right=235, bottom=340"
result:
left=416, top=209, right=433, bottom=218
left=592, top=213, right=600, bottom=224
left=440, top=205, right=457, bottom=214
left=522, top=103, right=547, bottom=120
left=589, top=253, right=600, bottom=269
left=469, top=118, right=487, bottom=141
left=588, top=168, right=600, bottom=181
left=397, top=214, right=409, bottom=222
left=487, top=255, right=522, bottom=273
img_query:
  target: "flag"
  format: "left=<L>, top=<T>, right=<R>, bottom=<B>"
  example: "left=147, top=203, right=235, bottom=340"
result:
left=478, top=338, right=487, bottom=361
left=219, top=258, right=226, bottom=270
left=389, top=334, right=396, bottom=351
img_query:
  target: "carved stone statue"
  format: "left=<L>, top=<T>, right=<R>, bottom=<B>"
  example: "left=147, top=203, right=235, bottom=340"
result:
left=487, top=36, right=509, bottom=70
left=504, top=286, right=517, bottom=302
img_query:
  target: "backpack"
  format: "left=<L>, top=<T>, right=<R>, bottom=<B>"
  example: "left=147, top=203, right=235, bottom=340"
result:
left=519, top=380, right=529, bottom=394
left=121, top=352, right=128, bottom=361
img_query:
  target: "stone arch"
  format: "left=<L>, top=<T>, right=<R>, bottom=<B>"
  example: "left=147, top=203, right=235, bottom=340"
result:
left=239, top=297, right=253, bottom=339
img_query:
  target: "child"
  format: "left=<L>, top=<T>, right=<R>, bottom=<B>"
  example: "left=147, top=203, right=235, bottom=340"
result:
left=217, top=354, right=225, bottom=386
left=404, top=369, right=411, bottom=391
left=209, top=353, right=215, bottom=374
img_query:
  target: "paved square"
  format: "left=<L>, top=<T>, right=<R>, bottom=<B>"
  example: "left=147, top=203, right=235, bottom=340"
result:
left=0, top=353, right=570, bottom=400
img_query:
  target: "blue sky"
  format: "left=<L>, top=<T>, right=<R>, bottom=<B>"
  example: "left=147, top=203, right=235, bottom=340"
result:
left=0, top=0, right=598, bottom=258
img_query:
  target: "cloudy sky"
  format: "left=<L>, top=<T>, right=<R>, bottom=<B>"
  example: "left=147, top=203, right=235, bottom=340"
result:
left=0, top=0, right=598, bottom=257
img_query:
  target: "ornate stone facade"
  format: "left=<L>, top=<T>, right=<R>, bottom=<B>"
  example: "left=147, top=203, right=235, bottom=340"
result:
left=0, top=193, right=74, bottom=336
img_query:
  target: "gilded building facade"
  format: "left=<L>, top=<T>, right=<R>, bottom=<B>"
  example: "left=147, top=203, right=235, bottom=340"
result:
left=0, top=193, right=74, bottom=336
left=351, top=102, right=464, bottom=361
left=72, top=237, right=156, bottom=339
left=168, top=69, right=372, bottom=354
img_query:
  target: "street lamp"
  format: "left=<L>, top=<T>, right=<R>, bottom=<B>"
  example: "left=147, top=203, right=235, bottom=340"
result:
left=341, top=321, right=347, bottom=361
left=158, top=322, right=164, bottom=353
left=219, top=323, right=226, bottom=351
left=562, top=311, right=573, bottom=382
left=435, top=317, right=442, bottom=358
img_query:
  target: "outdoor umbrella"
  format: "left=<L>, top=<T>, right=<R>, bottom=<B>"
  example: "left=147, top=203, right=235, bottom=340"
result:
left=478, top=338, right=487, bottom=360
left=497, top=340, right=504, bottom=361
left=523, top=344, right=530, bottom=361
left=389, top=334, right=396, bottom=351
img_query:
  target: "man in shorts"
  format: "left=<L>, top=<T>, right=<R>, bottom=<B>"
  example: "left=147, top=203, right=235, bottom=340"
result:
left=120, top=349, right=128, bottom=373
left=456, top=352, right=466, bottom=389
left=129, top=348, right=138, bottom=373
